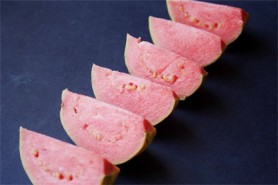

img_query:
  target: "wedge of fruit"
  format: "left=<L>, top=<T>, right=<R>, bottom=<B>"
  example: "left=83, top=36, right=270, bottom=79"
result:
left=91, top=64, right=176, bottom=126
left=166, top=0, right=249, bottom=45
left=149, top=16, right=225, bottom=67
left=60, top=89, right=156, bottom=165
left=19, top=127, right=120, bottom=185
left=124, top=34, right=207, bottom=100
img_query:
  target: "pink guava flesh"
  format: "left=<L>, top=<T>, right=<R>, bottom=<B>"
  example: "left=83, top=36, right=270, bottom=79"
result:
left=19, top=127, right=120, bottom=185
left=149, top=16, right=225, bottom=67
left=91, top=64, right=176, bottom=126
left=166, top=0, right=249, bottom=45
left=60, top=89, right=156, bottom=165
left=124, top=34, right=207, bottom=100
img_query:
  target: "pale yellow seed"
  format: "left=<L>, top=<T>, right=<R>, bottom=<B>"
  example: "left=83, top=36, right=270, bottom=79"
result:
left=179, top=5, right=184, bottom=12
left=42, top=165, right=50, bottom=172
left=140, top=84, right=146, bottom=90
left=125, top=83, right=137, bottom=90
left=184, top=12, right=190, bottom=18
left=192, top=17, right=200, bottom=24
left=178, top=63, right=184, bottom=68
left=152, top=71, right=157, bottom=78
left=39, top=161, right=43, bottom=166
left=202, top=24, right=210, bottom=29
left=163, top=74, right=176, bottom=83
left=96, top=134, right=102, bottom=141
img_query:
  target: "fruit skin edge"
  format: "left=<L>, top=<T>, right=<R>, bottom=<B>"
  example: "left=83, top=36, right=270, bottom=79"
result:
left=102, top=165, right=120, bottom=185
left=165, top=0, right=249, bottom=45
left=60, top=89, right=157, bottom=165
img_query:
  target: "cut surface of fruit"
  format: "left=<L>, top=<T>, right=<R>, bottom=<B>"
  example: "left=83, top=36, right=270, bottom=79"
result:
left=149, top=16, right=225, bottom=67
left=91, top=64, right=176, bottom=126
left=124, top=34, right=207, bottom=100
left=19, top=127, right=120, bottom=185
left=60, top=89, right=156, bottom=165
left=166, top=0, right=249, bottom=45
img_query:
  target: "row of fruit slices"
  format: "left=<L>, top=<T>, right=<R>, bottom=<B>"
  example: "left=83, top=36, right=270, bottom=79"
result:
left=19, top=0, right=248, bottom=184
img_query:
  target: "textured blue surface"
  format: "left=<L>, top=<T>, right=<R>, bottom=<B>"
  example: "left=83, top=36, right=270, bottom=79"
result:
left=1, top=1, right=277, bottom=184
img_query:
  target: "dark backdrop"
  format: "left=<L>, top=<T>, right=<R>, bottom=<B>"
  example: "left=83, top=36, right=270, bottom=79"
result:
left=1, top=0, right=277, bottom=184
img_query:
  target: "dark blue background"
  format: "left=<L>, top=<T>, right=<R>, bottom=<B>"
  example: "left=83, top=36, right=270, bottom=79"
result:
left=1, top=0, right=277, bottom=184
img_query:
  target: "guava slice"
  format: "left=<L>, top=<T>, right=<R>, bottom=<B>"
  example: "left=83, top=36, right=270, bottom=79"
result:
left=19, top=127, right=120, bottom=185
left=60, top=89, right=156, bottom=165
left=149, top=16, right=225, bottom=67
left=124, top=34, right=207, bottom=100
left=91, top=64, right=176, bottom=126
left=166, top=0, right=249, bottom=45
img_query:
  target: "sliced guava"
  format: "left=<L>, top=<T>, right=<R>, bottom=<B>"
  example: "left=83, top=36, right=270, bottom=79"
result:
left=19, top=127, right=120, bottom=185
left=124, top=34, right=207, bottom=100
left=166, top=0, right=249, bottom=45
left=60, top=89, right=156, bottom=165
left=91, top=64, right=176, bottom=126
left=149, top=16, right=225, bottom=67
